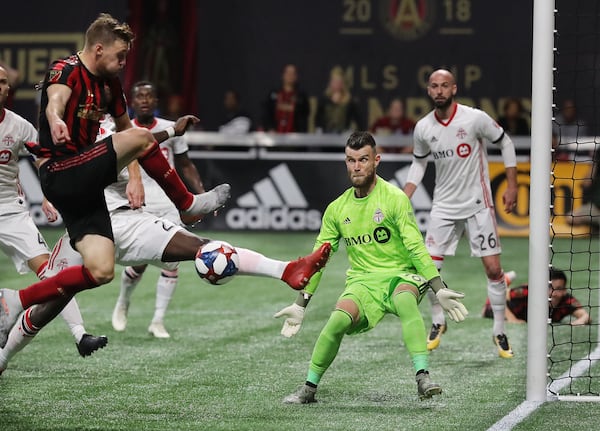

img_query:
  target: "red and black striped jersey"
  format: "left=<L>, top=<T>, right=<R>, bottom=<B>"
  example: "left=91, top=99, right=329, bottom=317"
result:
left=28, top=54, right=127, bottom=158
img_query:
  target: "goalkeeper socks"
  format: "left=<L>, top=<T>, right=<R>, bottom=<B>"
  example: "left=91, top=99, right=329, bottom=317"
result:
left=138, top=142, right=193, bottom=210
left=59, top=298, right=87, bottom=343
left=235, top=248, right=288, bottom=279
left=392, top=291, right=429, bottom=373
left=307, top=309, right=353, bottom=385
left=152, top=270, right=178, bottom=323
left=18, top=265, right=98, bottom=309
left=487, top=274, right=507, bottom=336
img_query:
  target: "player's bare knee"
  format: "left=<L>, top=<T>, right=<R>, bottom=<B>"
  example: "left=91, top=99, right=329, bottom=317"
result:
left=87, top=264, right=115, bottom=285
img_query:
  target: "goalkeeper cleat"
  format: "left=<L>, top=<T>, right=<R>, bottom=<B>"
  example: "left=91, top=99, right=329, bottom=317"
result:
left=283, top=384, right=317, bottom=404
left=494, top=333, right=514, bottom=358
left=416, top=371, right=442, bottom=400
left=148, top=322, right=170, bottom=339
left=0, top=289, right=23, bottom=349
left=111, top=301, right=129, bottom=332
left=77, top=334, right=108, bottom=357
left=180, top=184, right=231, bottom=225
left=426, top=323, right=446, bottom=351
left=282, top=243, right=332, bottom=290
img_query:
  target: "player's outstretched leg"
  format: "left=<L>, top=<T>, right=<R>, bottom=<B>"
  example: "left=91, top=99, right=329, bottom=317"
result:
left=281, top=243, right=332, bottom=290
left=0, top=289, right=24, bottom=348
left=416, top=371, right=442, bottom=400
left=76, top=334, right=108, bottom=357
left=283, top=384, right=317, bottom=404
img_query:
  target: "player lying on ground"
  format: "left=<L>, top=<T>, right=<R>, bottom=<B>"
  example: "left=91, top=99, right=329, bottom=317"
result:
left=276, top=131, right=467, bottom=404
left=482, top=268, right=591, bottom=325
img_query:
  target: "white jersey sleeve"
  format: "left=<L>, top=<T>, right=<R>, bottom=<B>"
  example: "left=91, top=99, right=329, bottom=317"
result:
left=0, top=109, right=38, bottom=209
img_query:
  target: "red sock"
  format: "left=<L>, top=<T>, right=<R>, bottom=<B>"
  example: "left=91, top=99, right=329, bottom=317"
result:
left=138, top=142, right=194, bottom=210
left=18, top=265, right=99, bottom=309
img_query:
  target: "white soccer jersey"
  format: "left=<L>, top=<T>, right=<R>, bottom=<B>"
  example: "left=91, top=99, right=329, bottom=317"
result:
left=413, top=103, right=504, bottom=219
left=0, top=108, right=37, bottom=211
left=102, top=116, right=189, bottom=222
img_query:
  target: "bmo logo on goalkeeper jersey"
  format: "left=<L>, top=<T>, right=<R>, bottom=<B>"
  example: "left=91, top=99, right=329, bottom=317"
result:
left=225, top=164, right=322, bottom=230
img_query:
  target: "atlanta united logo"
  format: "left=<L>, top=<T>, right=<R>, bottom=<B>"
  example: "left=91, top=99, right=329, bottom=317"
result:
left=373, top=208, right=385, bottom=224
left=379, top=0, right=436, bottom=41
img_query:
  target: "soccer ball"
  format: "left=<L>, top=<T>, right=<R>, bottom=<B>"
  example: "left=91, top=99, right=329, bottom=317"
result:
left=194, top=240, right=240, bottom=285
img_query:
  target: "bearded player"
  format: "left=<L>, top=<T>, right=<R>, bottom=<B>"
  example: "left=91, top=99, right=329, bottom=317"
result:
left=276, top=131, right=467, bottom=403
left=403, top=69, right=518, bottom=358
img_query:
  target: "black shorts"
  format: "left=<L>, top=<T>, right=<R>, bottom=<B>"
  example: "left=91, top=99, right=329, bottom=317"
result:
left=39, top=137, right=118, bottom=248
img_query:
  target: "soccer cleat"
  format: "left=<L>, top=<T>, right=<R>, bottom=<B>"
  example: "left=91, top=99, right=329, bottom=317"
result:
left=426, top=323, right=446, bottom=351
left=112, top=301, right=129, bottom=332
left=416, top=371, right=442, bottom=400
left=148, top=322, right=170, bottom=339
left=281, top=243, right=332, bottom=290
left=283, top=384, right=317, bottom=404
left=0, top=289, right=24, bottom=349
left=180, top=184, right=232, bottom=225
left=505, top=270, right=517, bottom=287
left=76, top=334, right=108, bottom=357
left=494, top=333, right=514, bottom=358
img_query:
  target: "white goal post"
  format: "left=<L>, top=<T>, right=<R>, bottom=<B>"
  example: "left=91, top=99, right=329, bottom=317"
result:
left=530, top=0, right=600, bottom=403
left=527, top=0, right=554, bottom=403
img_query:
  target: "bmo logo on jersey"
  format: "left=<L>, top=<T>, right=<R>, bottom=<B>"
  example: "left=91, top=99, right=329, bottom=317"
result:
left=457, top=143, right=472, bottom=158
left=344, top=227, right=392, bottom=247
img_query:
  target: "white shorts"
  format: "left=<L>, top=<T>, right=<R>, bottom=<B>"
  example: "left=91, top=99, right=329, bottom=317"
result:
left=425, top=207, right=502, bottom=258
left=0, top=210, right=49, bottom=274
left=111, top=208, right=183, bottom=270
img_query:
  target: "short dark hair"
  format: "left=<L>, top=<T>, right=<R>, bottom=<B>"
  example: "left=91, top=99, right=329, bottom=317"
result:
left=550, top=268, right=567, bottom=283
left=131, top=80, right=156, bottom=97
left=85, top=13, right=134, bottom=48
left=346, top=131, right=376, bottom=150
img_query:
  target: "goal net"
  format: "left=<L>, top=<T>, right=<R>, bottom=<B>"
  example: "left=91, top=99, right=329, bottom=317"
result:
left=548, top=0, right=600, bottom=401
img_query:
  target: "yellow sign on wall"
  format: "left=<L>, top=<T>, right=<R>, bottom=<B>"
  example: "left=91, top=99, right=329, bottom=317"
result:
left=489, top=161, right=593, bottom=237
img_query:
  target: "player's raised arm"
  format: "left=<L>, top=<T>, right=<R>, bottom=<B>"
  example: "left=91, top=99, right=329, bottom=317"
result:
left=46, top=84, right=72, bottom=145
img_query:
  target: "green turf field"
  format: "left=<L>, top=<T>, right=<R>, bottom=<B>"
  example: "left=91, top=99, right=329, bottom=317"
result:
left=1, top=229, right=600, bottom=431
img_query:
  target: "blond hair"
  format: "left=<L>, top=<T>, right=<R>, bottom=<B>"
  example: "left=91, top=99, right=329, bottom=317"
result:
left=85, top=13, right=134, bottom=48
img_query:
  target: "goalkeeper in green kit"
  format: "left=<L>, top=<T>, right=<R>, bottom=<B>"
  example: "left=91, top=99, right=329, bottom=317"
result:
left=275, top=131, right=468, bottom=403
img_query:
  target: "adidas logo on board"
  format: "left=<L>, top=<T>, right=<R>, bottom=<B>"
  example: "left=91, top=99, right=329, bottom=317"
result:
left=225, top=163, right=322, bottom=230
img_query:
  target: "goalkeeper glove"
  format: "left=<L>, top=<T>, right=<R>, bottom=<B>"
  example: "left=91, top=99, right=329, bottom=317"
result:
left=273, top=303, right=305, bottom=338
left=436, top=288, right=469, bottom=322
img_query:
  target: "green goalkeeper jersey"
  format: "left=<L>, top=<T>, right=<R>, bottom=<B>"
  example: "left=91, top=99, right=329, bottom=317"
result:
left=304, top=176, right=439, bottom=295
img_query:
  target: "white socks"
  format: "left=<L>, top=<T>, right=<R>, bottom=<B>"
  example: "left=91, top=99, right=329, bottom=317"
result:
left=235, top=247, right=288, bottom=279
left=487, top=275, right=507, bottom=336
left=152, top=270, right=178, bottom=324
